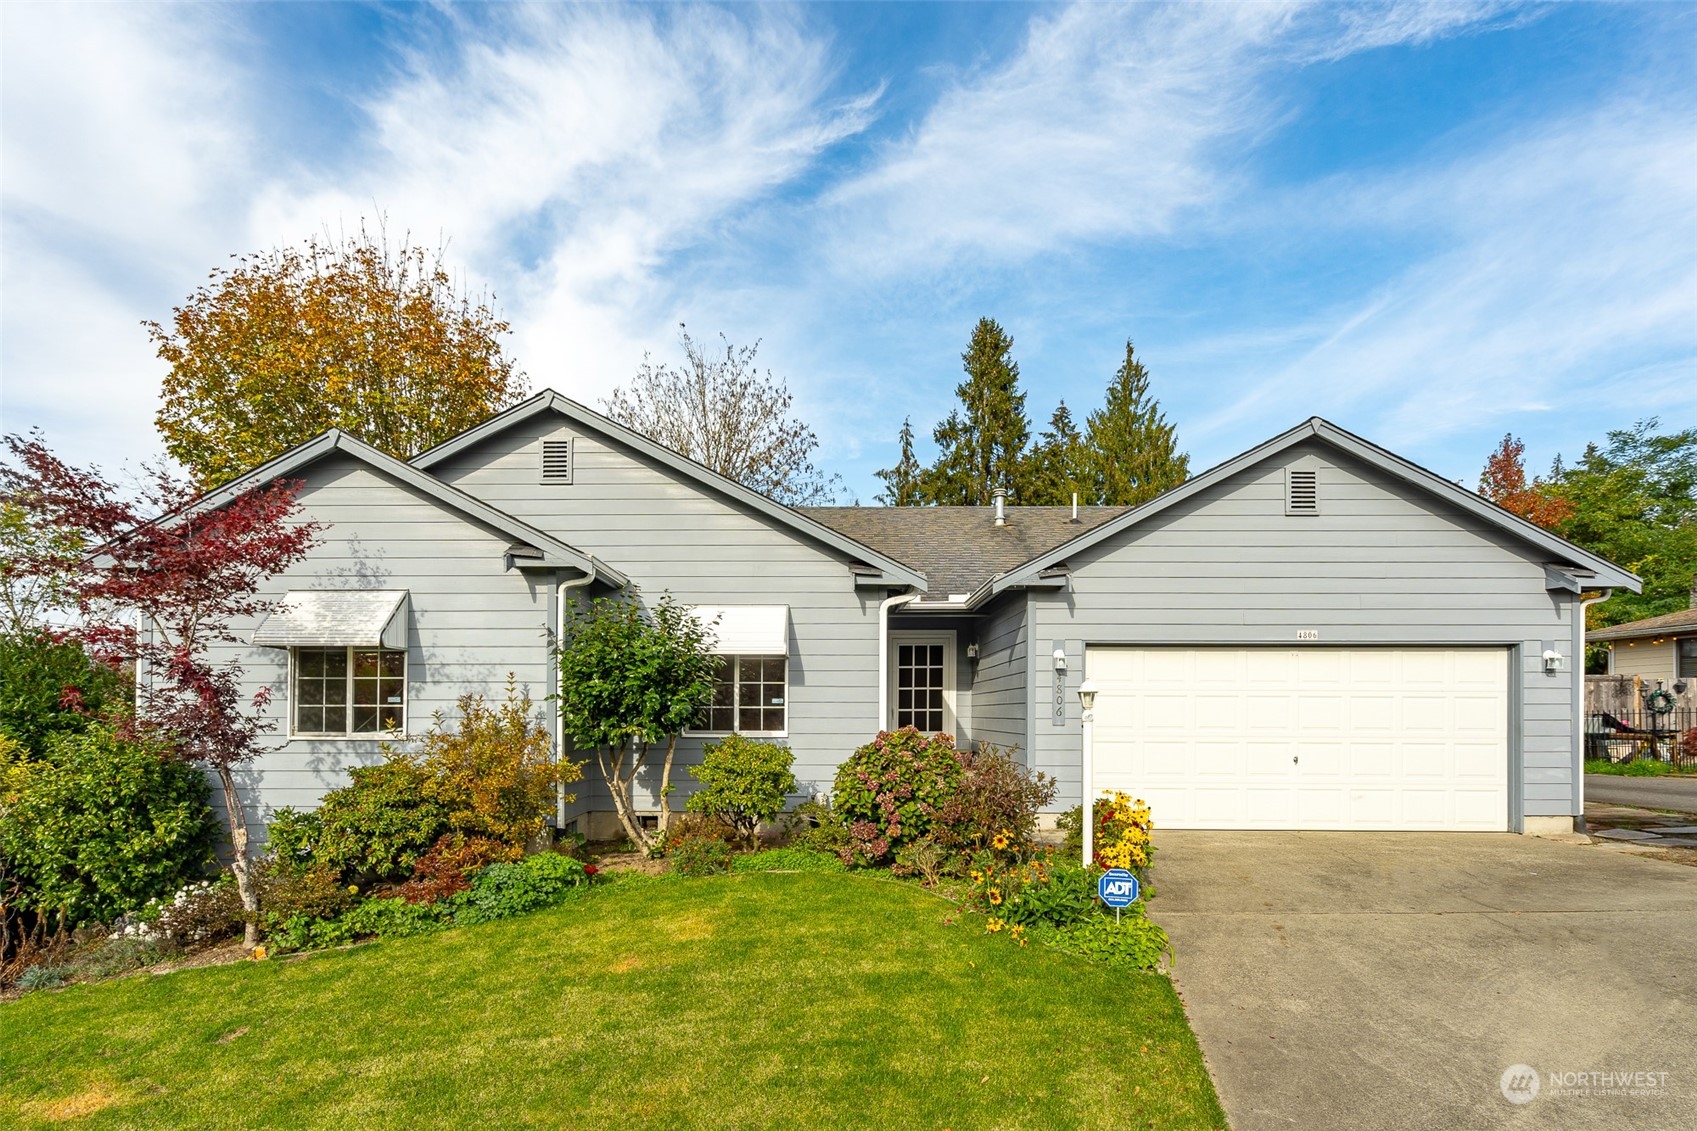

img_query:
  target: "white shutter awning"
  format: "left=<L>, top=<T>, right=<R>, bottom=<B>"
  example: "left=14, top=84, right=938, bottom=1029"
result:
left=688, top=605, right=789, bottom=656
left=252, top=590, right=409, bottom=650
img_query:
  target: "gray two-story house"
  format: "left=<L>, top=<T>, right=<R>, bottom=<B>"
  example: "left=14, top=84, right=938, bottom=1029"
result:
left=200, top=391, right=1637, bottom=839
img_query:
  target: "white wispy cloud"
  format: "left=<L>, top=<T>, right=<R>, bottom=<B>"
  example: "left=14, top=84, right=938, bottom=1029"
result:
left=1184, top=99, right=1697, bottom=454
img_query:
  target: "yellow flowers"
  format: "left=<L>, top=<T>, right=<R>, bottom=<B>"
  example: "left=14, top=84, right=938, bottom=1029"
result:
left=250, top=945, right=268, bottom=961
left=988, top=889, right=1003, bottom=906
left=991, top=830, right=1011, bottom=851
left=1009, top=924, right=1028, bottom=948
left=1093, top=790, right=1154, bottom=874
left=986, top=917, right=1006, bottom=934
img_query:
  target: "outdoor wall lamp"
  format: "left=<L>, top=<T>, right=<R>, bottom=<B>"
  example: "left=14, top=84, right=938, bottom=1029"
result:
left=1542, top=649, right=1564, bottom=674
left=1053, top=648, right=1068, bottom=671
left=1077, top=678, right=1097, bottom=712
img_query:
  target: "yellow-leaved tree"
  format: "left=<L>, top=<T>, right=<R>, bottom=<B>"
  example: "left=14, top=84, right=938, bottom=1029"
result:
left=150, top=224, right=528, bottom=486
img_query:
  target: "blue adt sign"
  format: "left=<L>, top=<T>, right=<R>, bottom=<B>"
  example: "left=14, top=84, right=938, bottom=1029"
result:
left=1098, top=868, right=1139, bottom=908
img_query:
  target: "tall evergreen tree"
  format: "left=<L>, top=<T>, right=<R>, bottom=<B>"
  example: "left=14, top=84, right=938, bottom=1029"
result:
left=1085, top=340, right=1189, bottom=506
left=920, top=318, right=1031, bottom=504
left=875, top=417, right=925, bottom=505
left=1025, top=401, right=1092, bottom=506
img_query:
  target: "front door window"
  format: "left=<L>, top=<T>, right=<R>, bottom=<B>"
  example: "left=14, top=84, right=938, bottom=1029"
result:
left=896, top=642, right=947, bottom=732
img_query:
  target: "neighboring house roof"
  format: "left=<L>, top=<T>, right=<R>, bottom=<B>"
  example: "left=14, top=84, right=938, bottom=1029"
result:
left=993, top=417, right=1643, bottom=599
left=410, top=390, right=930, bottom=590
left=187, top=429, right=627, bottom=585
left=800, top=506, right=1127, bottom=599
left=1588, top=608, right=1697, bottom=643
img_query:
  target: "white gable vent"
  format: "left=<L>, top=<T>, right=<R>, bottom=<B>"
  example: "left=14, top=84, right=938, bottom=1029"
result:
left=540, top=439, right=573, bottom=484
left=1286, top=468, right=1319, bottom=515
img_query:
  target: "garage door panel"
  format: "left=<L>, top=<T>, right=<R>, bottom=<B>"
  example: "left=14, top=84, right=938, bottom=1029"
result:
left=1086, top=647, right=1507, bottom=831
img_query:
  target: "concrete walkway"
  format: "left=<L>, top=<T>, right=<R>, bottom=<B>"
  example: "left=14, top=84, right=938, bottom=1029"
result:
left=1149, top=832, right=1696, bottom=1131
left=1584, top=773, right=1697, bottom=814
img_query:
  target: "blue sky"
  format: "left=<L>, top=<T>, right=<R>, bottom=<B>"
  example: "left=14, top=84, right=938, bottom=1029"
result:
left=2, top=2, right=1693, bottom=501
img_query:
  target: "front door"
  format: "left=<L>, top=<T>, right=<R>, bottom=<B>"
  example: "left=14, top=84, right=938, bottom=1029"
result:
left=889, top=632, right=956, bottom=734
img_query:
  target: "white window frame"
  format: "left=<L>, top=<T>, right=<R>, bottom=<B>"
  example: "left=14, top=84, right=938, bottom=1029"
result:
left=287, top=646, right=410, bottom=739
left=888, top=631, right=956, bottom=735
left=687, top=655, right=789, bottom=739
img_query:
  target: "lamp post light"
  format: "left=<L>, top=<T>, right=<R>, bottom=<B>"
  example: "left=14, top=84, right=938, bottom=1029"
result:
left=1077, top=678, right=1097, bottom=869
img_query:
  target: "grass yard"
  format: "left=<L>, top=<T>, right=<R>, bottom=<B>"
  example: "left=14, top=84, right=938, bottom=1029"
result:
left=1584, top=757, right=1693, bottom=776
left=1, top=871, right=1225, bottom=1130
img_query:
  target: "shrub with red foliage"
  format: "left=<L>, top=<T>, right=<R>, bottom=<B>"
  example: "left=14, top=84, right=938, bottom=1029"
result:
left=393, top=834, right=521, bottom=905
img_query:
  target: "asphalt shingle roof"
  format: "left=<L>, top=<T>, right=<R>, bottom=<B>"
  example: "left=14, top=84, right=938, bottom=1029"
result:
left=1587, top=606, right=1697, bottom=642
left=799, top=505, right=1128, bottom=598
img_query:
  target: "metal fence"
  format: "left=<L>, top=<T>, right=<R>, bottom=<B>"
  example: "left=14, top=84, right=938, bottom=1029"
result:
left=1585, top=708, right=1697, bottom=764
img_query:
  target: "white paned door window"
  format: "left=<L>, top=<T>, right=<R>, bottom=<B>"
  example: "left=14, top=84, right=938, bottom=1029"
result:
left=890, top=633, right=955, bottom=734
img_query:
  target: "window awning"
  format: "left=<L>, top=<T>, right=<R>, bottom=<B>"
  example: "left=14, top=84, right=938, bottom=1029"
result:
left=252, top=590, right=409, bottom=650
left=688, top=605, right=789, bottom=656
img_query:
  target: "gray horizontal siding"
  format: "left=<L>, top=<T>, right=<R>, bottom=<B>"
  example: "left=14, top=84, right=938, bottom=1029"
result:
left=1029, top=442, right=1582, bottom=828
left=207, top=454, right=558, bottom=839
left=970, top=594, right=1030, bottom=758
left=430, top=413, right=884, bottom=807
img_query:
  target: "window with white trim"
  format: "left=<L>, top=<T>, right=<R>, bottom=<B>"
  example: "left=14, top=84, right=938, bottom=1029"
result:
left=693, top=656, right=787, bottom=735
left=293, top=647, right=406, bottom=735
left=895, top=642, right=948, bottom=731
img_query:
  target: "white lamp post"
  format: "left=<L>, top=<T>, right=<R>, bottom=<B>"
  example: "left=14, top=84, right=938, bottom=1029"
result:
left=1077, top=678, right=1097, bottom=869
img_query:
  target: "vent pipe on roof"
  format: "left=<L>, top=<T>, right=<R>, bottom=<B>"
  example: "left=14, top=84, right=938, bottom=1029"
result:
left=993, top=487, right=1006, bottom=526
left=1071, top=492, right=1079, bottom=522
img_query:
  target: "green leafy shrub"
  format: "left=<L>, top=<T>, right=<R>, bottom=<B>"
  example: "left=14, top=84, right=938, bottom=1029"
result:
left=932, top=745, right=1056, bottom=862
left=312, top=755, right=451, bottom=881
left=456, top=853, right=589, bottom=925
left=892, top=837, right=947, bottom=886
left=1041, top=913, right=1172, bottom=970
left=0, top=634, right=125, bottom=755
left=17, top=964, right=69, bottom=991
left=687, top=735, right=796, bottom=845
left=0, top=723, right=216, bottom=927
left=730, top=847, right=847, bottom=873
left=264, top=808, right=324, bottom=874
left=831, top=727, right=966, bottom=867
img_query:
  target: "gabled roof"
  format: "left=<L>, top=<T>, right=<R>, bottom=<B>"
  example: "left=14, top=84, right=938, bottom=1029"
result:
left=188, top=430, right=627, bottom=585
left=993, top=417, right=1642, bottom=596
left=1588, top=607, right=1697, bottom=643
left=411, top=391, right=929, bottom=590
left=801, top=506, right=1126, bottom=599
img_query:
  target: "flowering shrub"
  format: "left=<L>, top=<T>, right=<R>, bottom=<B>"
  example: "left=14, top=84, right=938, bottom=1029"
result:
left=831, top=728, right=966, bottom=867
left=964, top=849, right=1097, bottom=928
left=135, top=877, right=244, bottom=948
left=931, top=745, right=1056, bottom=863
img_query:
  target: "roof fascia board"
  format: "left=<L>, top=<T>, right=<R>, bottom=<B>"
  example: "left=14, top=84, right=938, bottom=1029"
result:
left=994, top=418, right=1640, bottom=593
left=184, top=429, right=626, bottom=587
left=412, top=392, right=929, bottom=590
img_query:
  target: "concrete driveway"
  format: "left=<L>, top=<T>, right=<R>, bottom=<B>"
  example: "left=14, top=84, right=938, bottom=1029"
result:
left=1148, top=832, right=1696, bottom=1131
left=1584, top=773, right=1697, bottom=814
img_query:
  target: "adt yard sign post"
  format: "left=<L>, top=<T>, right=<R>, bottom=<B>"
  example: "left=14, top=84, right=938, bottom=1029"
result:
left=1098, top=868, right=1139, bottom=923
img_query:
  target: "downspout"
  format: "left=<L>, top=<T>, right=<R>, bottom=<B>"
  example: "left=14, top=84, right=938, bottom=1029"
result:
left=1574, top=588, right=1613, bottom=831
left=556, top=565, right=597, bottom=830
left=877, top=591, right=920, bottom=731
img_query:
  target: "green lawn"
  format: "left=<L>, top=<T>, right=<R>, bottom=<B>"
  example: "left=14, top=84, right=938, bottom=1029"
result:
left=1585, top=757, right=1693, bottom=776
left=1, top=872, right=1225, bottom=1130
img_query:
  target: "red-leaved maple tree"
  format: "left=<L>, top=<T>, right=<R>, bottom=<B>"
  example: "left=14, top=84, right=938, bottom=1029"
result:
left=1479, top=433, right=1574, bottom=531
left=1, top=433, right=319, bottom=945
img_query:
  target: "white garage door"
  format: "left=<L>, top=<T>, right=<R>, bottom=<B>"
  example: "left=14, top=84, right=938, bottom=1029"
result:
left=1086, top=648, right=1509, bottom=831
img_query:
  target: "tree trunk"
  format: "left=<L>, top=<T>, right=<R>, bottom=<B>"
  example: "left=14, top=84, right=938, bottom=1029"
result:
left=215, top=763, right=260, bottom=948
left=597, top=740, right=651, bottom=851
left=658, top=733, right=679, bottom=833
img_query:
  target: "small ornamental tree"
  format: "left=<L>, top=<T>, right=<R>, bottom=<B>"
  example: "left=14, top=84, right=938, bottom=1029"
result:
left=557, top=591, right=716, bottom=851
left=686, top=735, right=796, bottom=847
left=0, top=433, right=320, bottom=946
